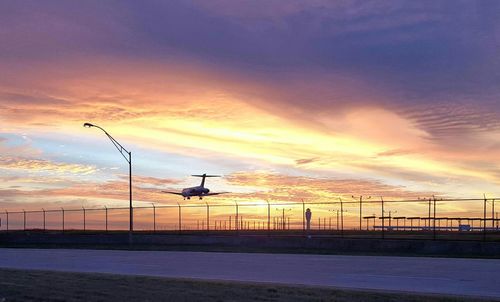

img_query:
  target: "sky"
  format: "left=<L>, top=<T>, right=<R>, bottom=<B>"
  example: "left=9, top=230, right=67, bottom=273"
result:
left=1, top=1, right=500, bottom=227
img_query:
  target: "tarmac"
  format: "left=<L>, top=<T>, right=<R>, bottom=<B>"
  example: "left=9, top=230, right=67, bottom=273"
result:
left=0, top=248, right=498, bottom=299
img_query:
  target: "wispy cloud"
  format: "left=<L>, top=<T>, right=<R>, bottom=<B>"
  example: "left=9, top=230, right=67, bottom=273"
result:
left=0, top=156, right=96, bottom=174
left=224, top=171, right=437, bottom=201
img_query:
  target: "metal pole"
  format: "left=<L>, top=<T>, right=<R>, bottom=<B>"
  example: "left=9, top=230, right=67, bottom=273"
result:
left=61, top=208, right=65, bottom=232
left=381, top=197, right=385, bottom=239
left=267, top=200, right=270, bottom=235
left=152, top=203, right=156, bottom=232
left=235, top=202, right=239, bottom=232
left=433, top=196, right=436, bottom=240
left=492, top=199, right=495, bottom=229
left=129, top=152, right=133, bottom=242
left=23, top=210, right=26, bottom=231
left=206, top=202, right=210, bottom=233
left=359, top=196, right=362, bottom=230
left=177, top=203, right=181, bottom=232
left=105, top=206, right=108, bottom=232
left=483, top=194, right=487, bottom=241
left=282, top=208, right=285, bottom=230
left=496, top=211, right=499, bottom=229
left=340, top=198, right=344, bottom=237
left=336, top=210, right=339, bottom=231
left=5, top=210, right=8, bottom=231
left=83, top=207, right=86, bottom=231
left=302, top=199, right=305, bottom=234
left=428, top=198, right=431, bottom=228
left=42, top=209, right=46, bottom=231
left=84, top=124, right=134, bottom=240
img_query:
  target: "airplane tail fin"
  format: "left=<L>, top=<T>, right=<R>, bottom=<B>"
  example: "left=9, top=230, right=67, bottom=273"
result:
left=192, top=174, right=221, bottom=187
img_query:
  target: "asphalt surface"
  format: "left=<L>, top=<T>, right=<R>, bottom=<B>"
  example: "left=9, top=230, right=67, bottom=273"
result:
left=0, top=248, right=498, bottom=299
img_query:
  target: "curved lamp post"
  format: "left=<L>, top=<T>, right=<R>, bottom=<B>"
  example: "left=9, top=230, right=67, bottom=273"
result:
left=83, top=123, right=133, bottom=238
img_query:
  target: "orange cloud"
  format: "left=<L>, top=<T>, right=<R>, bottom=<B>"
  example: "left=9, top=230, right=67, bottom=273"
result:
left=0, top=156, right=96, bottom=174
left=223, top=171, right=437, bottom=202
left=0, top=58, right=499, bottom=199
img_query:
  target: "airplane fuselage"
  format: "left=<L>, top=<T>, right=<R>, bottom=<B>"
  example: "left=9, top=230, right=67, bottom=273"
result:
left=162, top=174, right=225, bottom=200
left=182, top=186, right=209, bottom=199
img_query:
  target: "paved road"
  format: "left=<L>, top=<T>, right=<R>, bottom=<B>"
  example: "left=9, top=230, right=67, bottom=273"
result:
left=0, top=248, right=498, bottom=299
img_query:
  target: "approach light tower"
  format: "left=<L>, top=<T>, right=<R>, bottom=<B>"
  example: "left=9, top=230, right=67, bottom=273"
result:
left=353, top=195, right=371, bottom=230
left=84, top=123, right=133, bottom=239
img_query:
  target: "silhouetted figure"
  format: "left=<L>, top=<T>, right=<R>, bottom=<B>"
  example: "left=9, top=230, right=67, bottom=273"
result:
left=305, top=208, right=312, bottom=237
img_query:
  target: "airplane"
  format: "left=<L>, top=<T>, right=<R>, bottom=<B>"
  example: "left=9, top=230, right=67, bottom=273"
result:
left=162, top=174, right=227, bottom=200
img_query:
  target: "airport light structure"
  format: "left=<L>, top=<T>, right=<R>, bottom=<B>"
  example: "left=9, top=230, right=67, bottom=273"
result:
left=330, top=208, right=348, bottom=231
left=352, top=195, right=371, bottom=230
left=83, top=122, right=133, bottom=237
left=275, top=208, right=292, bottom=230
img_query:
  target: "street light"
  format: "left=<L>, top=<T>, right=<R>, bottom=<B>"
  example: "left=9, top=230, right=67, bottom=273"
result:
left=83, top=122, right=133, bottom=239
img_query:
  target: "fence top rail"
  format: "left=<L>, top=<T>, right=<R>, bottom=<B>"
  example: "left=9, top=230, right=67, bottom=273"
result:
left=3, top=197, right=499, bottom=213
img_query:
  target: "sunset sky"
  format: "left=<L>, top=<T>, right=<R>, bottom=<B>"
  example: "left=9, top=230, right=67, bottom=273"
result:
left=1, top=0, right=500, bottom=222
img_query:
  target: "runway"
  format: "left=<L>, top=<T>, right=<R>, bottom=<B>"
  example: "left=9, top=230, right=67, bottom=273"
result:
left=0, top=248, right=498, bottom=299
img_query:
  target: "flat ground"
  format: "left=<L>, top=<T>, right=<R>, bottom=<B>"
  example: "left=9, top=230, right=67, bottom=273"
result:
left=0, top=268, right=492, bottom=302
left=0, top=248, right=499, bottom=299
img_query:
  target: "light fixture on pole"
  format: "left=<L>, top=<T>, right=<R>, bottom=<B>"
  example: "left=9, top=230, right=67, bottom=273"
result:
left=84, top=122, right=133, bottom=241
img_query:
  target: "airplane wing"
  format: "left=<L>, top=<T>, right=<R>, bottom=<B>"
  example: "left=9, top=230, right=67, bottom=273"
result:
left=162, top=191, right=184, bottom=195
left=204, top=192, right=229, bottom=196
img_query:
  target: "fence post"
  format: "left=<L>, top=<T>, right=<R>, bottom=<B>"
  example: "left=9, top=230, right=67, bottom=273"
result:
left=235, top=201, right=238, bottom=233
left=302, top=199, right=305, bottom=234
left=492, top=198, right=495, bottom=229
left=267, top=200, right=270, bottom=236
left=177, top=203, right=181, bottom=233
left=359, top=196, right=362, bottom=230
left=483, top=194, right=487, bottom=241
left=152, top=203, right=156, bottom=232
left=42, top=208, right=46, bottom=231
left=23, top=210, right=26, bottom=231
left=336, top=210, right=339, bottom=231
left=428, top=198, right=431, bottom=228
left=83, top=207, right=86, bottom=231
left=381, top=197, right=385, bottom=239
left=206, top=202, right=210, bottom=233
left=433, top=196, right=436, bottom=240
left=105, top=206, right=108, bottom=232
left=340, top=198, right=344, bottom=237
left=61, top=207, right=65, bottom=232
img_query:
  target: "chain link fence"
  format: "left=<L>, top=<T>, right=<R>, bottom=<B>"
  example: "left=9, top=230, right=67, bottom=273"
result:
left=1, top=197, right=499, bottom=241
